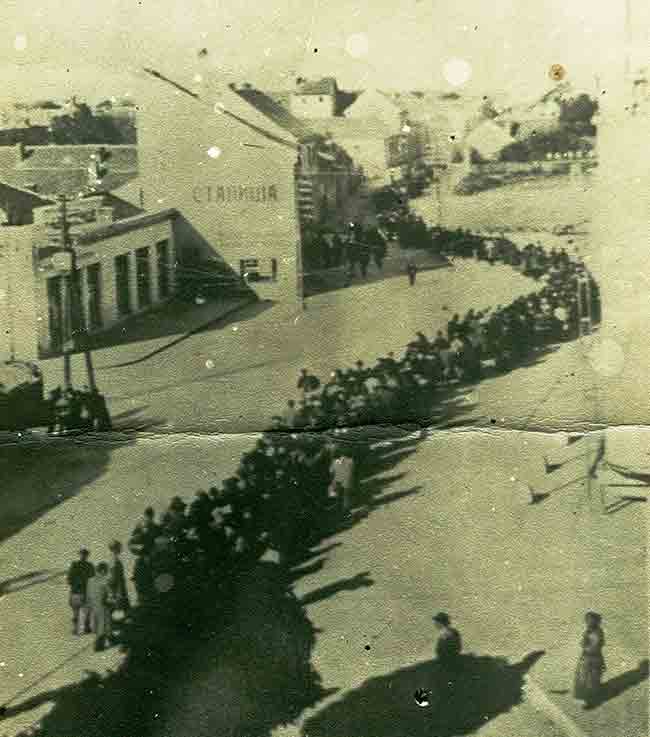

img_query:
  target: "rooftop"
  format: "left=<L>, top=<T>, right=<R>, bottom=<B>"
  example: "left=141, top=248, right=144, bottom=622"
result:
left=75, top=208, right=178, bottom=245
left=231, top=85, right=313, bottom=140
left=295, top=77, right=338, bottom=96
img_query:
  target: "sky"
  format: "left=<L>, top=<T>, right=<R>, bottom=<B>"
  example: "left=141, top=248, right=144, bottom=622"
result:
left=2, top=0, right=648, bottom=106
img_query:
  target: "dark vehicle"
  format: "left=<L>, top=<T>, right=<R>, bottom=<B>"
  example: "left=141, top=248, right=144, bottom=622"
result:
left=0, top=360, right=47, bottom=431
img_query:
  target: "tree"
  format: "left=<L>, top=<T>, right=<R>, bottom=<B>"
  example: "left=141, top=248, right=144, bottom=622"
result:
left=559, top=94, right=598, bottom=135
left=50, top=103, right=134, bottom=144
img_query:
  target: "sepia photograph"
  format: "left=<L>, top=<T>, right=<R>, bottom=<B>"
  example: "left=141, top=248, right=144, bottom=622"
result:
left=0, top=1, right=648, bottom=736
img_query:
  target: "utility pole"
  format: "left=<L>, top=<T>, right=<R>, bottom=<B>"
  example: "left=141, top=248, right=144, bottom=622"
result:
left=57, top=194, right=97, bottom=392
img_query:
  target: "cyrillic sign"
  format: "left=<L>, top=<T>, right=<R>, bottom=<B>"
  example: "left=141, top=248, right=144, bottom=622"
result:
left=192, top=184, right=279, bottom=204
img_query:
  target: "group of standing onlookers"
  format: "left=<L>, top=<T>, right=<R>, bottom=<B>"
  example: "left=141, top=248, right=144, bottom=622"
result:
left=66, top=541, right=130, bottom=651
left=48, top=385, right=112, bottom=434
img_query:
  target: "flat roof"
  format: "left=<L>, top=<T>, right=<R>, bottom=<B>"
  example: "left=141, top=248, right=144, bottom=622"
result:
left=75, top=208, right=178, bottom=245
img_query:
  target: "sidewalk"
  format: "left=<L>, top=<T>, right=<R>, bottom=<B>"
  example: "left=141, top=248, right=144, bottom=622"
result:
left=39, top=293, right=256, bottom=391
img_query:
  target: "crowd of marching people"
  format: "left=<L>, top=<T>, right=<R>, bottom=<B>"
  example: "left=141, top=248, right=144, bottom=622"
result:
left=115, top=218, right=600, bottom=650
left=54, top=209, right=604, bottom=721
left=47, top=385, right=112, bottom=433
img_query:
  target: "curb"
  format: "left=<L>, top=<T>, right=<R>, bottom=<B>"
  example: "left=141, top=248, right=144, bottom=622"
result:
left=100, top=295, right=257, bottom=369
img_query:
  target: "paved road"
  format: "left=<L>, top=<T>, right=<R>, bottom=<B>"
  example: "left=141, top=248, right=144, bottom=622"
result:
left=1, top=263, right=645, bottom=737
left=41, top=261, right=539, bottom=434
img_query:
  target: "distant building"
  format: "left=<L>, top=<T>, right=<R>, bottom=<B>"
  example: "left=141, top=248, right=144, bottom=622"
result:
left=0, top=143, right=138, bottom=197
left=94, top=98, right=138, bottom=121
left=1, top=101, right=63, bottom=130
left=290, top=77, right=339, bottom=119
left=344, top=89, right=405, bottom=129
left=0, top=178, right=55, bottom=225
left=308, top=117, right=394, bottom=187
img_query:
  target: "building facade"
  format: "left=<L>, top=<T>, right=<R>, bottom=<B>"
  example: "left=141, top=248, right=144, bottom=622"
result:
left=112, top=71, right=369, bottom=307
left=0, top=201, right=177, bottom=361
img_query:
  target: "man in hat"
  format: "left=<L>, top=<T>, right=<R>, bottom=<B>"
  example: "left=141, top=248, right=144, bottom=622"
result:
left=433, top=612, right=462, bottom=671
left=66, top=548, right=95, bottom=635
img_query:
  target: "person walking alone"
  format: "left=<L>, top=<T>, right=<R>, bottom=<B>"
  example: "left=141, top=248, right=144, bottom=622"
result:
left=66, top=548, right=95, bottom=636
left=407, top=259, right=417, bottom=286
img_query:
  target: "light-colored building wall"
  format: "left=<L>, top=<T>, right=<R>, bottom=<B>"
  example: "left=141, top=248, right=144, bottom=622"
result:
left=32, top=213, right=175, bottom=356
left=132, top=81, right=303, bottom=305
left=0, top=225, right=39, bottom=360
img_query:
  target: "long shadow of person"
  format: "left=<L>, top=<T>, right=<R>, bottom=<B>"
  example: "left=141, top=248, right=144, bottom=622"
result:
left=302, top=650, right=546, bottom=737
left=592, top=658, right=649, bottom=708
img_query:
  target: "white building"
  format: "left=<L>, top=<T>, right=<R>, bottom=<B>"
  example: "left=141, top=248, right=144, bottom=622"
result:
left=344, top=89, right=404, bottom=129
left=0, top=198, right=177, bottom=360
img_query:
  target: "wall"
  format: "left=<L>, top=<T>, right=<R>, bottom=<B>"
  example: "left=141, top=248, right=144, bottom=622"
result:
left=35, top=217, right=175, bottom=355
left=134, top=81, right=303, bottom=305
left=290, top=94, right=336, bottom=119
left=0, top=225, right=39, bottom=360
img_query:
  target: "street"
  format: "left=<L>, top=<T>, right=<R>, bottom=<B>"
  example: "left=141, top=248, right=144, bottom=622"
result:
left=39, top=260, right=541, bottom=434
left=1, top=261, right=646, bottom=737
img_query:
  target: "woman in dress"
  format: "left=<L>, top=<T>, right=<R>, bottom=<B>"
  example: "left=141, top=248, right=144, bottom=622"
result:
left=574, top=611, right=606, bottom=709
left=108, top=540, right=131, bottom=614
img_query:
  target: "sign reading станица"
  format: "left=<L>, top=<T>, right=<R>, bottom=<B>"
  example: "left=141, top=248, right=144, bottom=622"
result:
left=192, top=184, right=279, bottom=204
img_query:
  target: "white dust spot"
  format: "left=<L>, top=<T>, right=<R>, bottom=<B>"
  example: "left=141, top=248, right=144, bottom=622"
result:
left=14, top=34, right=27, bottom=52
left=232, top=325, right=238, bottom=332
left=345, top=33, right=369, bottom=58
left=205, top=359, right=215, bottom=369
left=587, top=337, right=625, bottom=377
left=443, top=58, right=472, bottom=87
left=193, top=73, right=203, bottom=83
left=207, top=146, right=221, bottom=159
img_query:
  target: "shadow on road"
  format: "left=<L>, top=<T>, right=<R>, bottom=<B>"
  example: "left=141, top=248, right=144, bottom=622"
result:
left=593, top=659, right=650, bottom=708
left=302, top=650, right=546, bottom=737
left=96, top=297, right=267, bottom=369
left=0, top=437, right=128, bottom=544
left=0, top=569, right=65, bottom=597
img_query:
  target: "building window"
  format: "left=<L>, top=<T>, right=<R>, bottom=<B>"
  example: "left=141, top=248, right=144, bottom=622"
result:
left=47, top=276, right=64, bottom=352
left=115, top=253, right=131, bottom=317
left=136, top=246, right=151, bottom=308
left=86, top=263, right=102, bottom=330
left=156, top=240, right=170, bottom=298
left=239, top=258, right=278, bottom=283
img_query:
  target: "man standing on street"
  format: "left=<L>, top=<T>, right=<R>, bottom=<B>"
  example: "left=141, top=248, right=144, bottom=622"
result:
left=66, top=548, right=95, bottom=636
